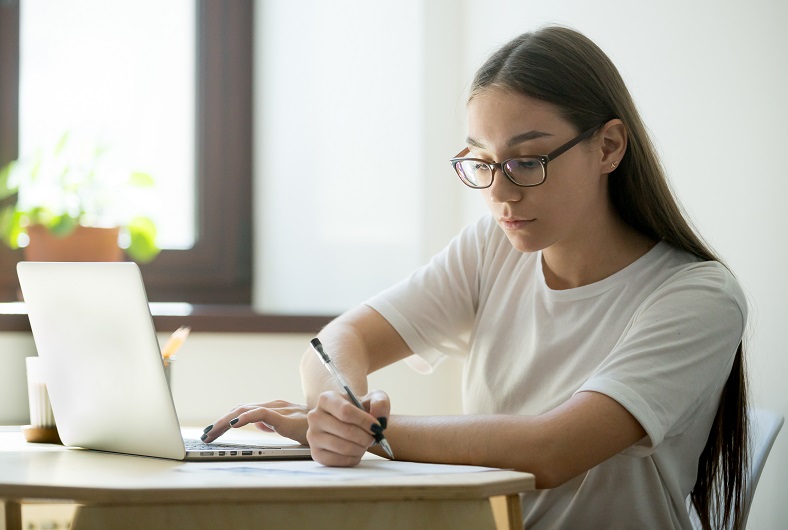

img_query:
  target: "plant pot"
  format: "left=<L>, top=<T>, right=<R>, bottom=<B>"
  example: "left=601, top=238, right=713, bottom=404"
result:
left=24, top=225, right=124, bottom=262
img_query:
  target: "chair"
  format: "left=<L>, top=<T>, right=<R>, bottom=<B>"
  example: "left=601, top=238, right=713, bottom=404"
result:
left=741, top=408, right=784, bottom=525
left=689, top=407, right=784, bottom=529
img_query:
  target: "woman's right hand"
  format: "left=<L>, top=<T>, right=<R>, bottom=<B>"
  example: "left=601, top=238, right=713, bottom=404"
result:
left=306, top=389, right=391, bottom=467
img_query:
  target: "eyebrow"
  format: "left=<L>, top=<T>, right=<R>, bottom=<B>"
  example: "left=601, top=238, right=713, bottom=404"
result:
left=466, top=130, right=554, bottom=150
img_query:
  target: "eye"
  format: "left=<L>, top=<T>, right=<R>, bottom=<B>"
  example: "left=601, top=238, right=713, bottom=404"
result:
left=504, top=158, right=545, bottom=186
left=506, top=158, right=540, bottom=171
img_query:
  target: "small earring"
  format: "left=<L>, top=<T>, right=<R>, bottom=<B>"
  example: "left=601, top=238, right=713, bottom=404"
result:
left=611, top=162, right=618, bottom=170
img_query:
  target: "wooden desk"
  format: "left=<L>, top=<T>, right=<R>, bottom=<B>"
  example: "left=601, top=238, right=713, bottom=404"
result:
left=0, top=430, right=534, bottom=530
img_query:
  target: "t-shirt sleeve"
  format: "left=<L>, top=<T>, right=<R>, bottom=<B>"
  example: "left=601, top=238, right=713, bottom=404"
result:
left=364, top=217, right=491, bottom=373
left=577, top=262, right=747, bottom=456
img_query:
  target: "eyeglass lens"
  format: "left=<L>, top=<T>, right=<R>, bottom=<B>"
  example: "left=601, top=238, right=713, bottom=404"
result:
left=455, top=158, right=544, bottom=188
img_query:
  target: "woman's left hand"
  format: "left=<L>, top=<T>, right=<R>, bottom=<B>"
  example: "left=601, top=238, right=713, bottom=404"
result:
left=201, top=400, right=310, bottom=446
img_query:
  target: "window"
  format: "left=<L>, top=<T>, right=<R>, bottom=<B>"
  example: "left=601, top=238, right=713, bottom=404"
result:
left=19, top=0, right=197, bottom=250
left=0, top=0, right=253, bottom=304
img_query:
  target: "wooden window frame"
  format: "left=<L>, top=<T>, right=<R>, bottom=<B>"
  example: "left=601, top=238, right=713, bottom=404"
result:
left=0, top=1, right=334, bottom=333
left=0, top=0, right=252, bottom=304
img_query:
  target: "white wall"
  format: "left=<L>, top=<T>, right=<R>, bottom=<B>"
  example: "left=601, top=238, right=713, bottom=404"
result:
left=253, top=0, right=478, bottom=316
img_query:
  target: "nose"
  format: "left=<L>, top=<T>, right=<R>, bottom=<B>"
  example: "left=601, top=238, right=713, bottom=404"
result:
left=486, top=166, right=523, bottom=203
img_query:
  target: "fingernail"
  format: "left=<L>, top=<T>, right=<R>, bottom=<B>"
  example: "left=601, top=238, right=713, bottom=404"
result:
left=377, top=417, right=387, bottom=430
left=203, top=424, right=214, bottom=434
left=370, top=423, right=383, bottom=435
left=229, top=418, right=239, bottom=426
left=200, top=433, right=208, bottom=441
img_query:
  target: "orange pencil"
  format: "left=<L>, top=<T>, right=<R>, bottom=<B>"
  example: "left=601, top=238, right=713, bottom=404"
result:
left=162, top=325, right=191, bottom=362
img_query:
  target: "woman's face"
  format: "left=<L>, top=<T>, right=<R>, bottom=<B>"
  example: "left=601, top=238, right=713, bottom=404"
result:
left=466, top=87, right=610, bottom=254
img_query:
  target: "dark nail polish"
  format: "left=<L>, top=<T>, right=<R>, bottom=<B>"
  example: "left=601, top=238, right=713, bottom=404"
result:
left=370, top=423, right=383, bottom=435
left=203, top=424, right=214, bottom=434
left=377, top=417, right=387, bottom=430
left=229, top=418, right=239, bottom=426
left=200, top=433, right=208, bottom=441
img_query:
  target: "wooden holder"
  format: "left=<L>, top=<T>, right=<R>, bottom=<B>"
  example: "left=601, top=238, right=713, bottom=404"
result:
left=21, top=425, right=63, bottom=444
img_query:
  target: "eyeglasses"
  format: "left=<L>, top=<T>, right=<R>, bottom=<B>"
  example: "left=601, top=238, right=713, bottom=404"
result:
left=450, top=122, right=605, bottom=189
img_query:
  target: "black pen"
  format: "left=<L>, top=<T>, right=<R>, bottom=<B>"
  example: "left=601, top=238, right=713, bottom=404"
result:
left=310, top=338, right=395, bottom=459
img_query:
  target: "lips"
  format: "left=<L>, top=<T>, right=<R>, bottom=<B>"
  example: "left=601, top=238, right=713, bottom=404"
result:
left=499, top=216, right=535, bottom=230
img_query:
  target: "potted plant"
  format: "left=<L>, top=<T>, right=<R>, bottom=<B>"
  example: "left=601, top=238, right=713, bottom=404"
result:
left=0, top=133, right=160, bottom=263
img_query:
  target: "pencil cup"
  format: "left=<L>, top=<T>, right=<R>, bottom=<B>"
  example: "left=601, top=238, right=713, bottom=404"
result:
left=22, top=356, right=61, bottom=444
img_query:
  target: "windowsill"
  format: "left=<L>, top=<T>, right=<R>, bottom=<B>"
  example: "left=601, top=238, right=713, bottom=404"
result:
left=0, top=302, right=335, bottom=334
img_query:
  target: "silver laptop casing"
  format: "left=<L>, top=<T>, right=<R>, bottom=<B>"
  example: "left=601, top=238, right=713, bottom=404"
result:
left=17, top=261, right=311, bottom=461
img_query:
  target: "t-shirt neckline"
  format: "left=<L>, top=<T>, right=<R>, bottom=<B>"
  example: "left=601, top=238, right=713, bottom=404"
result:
left=536, top=241, right=668, bottom=301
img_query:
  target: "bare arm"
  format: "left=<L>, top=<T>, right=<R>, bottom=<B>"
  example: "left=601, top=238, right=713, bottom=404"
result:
left=300, top=304, right=413, bottom=407
left=373, top=391, right=646, bottom=489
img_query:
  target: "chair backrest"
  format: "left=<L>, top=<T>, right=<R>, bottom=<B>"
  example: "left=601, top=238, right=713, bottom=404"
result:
left=689, top=407, right=784, bottom=529
left=742, top=408, right=784, bottom=525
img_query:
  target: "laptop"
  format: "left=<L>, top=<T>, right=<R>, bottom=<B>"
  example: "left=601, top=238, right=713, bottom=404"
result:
left=17, top=261, right=312, bottom=461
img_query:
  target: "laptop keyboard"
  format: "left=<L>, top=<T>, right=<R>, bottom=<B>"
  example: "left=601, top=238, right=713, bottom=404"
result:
left=183, top=439, right=269, bottom=451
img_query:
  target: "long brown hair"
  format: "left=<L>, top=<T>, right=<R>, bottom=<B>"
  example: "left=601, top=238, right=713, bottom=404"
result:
left=470, top=26, right=749, bottom=529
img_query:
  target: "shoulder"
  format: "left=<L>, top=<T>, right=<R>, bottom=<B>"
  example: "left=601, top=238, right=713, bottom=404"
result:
left=639, top=248, right=748, bottom=327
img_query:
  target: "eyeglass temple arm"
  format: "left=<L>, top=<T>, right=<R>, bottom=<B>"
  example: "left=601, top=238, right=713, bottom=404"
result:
left=452, top=120, right=606, bottom=162
left=545, top=122, right=605, bottom=161
left=453, top=147, right=470, bottom=159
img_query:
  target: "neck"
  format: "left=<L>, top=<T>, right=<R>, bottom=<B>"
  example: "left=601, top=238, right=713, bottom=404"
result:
left=541, top=216, right=657, bottom=290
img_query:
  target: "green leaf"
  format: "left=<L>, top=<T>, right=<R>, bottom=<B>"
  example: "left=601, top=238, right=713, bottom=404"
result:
left=0, top=206, right=23, bottom=249
left=125, top=216, right=160, bottom=263
left=128, top=171, right=155, bottom=187
left=0, top=160, right=19, bottom=200
left=47, top=215, right=79, bottom=238
left=54, top=132, right=70, bottom=156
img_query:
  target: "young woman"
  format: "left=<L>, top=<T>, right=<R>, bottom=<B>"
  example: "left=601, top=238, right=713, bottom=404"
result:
left=203, top=26, right=749, bottom=529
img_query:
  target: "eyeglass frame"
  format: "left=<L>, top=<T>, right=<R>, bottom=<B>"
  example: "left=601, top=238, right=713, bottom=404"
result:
left=449, top=121, right=607, bottom=189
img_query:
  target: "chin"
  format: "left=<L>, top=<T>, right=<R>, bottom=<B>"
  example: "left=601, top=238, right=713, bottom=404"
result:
left=504, top=233, right=544, bottom=254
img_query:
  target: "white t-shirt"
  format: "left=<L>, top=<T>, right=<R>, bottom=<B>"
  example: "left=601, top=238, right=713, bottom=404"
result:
left=365, top=215, right=747, bottom=530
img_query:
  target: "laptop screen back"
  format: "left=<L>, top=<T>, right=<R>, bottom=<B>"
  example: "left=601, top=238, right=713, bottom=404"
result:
left=18, top=261, right=186, bottom=459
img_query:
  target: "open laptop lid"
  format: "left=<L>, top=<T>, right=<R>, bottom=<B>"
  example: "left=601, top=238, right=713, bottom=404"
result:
left=18, top=261, right=187, bottom=460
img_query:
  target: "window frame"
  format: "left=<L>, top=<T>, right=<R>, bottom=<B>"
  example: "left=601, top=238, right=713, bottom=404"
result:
left=0, top=0, right=253, bottom=305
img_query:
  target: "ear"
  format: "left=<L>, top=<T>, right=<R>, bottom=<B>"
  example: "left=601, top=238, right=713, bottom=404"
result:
left=598, top=119, right=627, bottom=174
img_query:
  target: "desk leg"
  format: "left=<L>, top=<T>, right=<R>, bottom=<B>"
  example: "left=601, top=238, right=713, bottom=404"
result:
left=490, top=494, right=524, bottom=530
left=3, top=500, right=22, bottom=530
left=71, top=498, right=501, bottom=530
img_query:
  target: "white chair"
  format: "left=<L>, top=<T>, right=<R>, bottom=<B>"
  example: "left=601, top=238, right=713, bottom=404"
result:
left=689, top=407, right=784, bottom=529
left=741, top=408, right=784, bottom=526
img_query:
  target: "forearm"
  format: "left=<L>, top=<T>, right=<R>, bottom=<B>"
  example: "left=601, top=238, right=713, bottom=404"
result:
left=301, top=319, right=372, bottom=408
left=300, top=305, right=412, bottom=408
left=378, top=414, right=551, bottom=478
left=375, top=392, right=647, bottom=489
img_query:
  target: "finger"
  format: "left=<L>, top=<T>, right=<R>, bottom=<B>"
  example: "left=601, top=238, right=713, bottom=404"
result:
left=318, top=391, right=381, bottom=435
left=306, top=410, right=372, bottom=465
left=252, top=421, right=276, bottom=433
left=362, top=390, right=391, bottom=428
left=307, top=426, right=371, bottom=457
left=228, top=407, right=282, bottom=430
left=307, top=405, right=376, bottom=449
left=201, top=404, right=261, bottom=442
left=310, top=446, right=365, bottom=467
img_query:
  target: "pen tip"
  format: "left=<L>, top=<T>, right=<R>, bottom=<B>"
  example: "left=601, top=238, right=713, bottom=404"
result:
left=380, top=438, right=395, bottom=460
left=310, top=338, right=322, bottom=350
